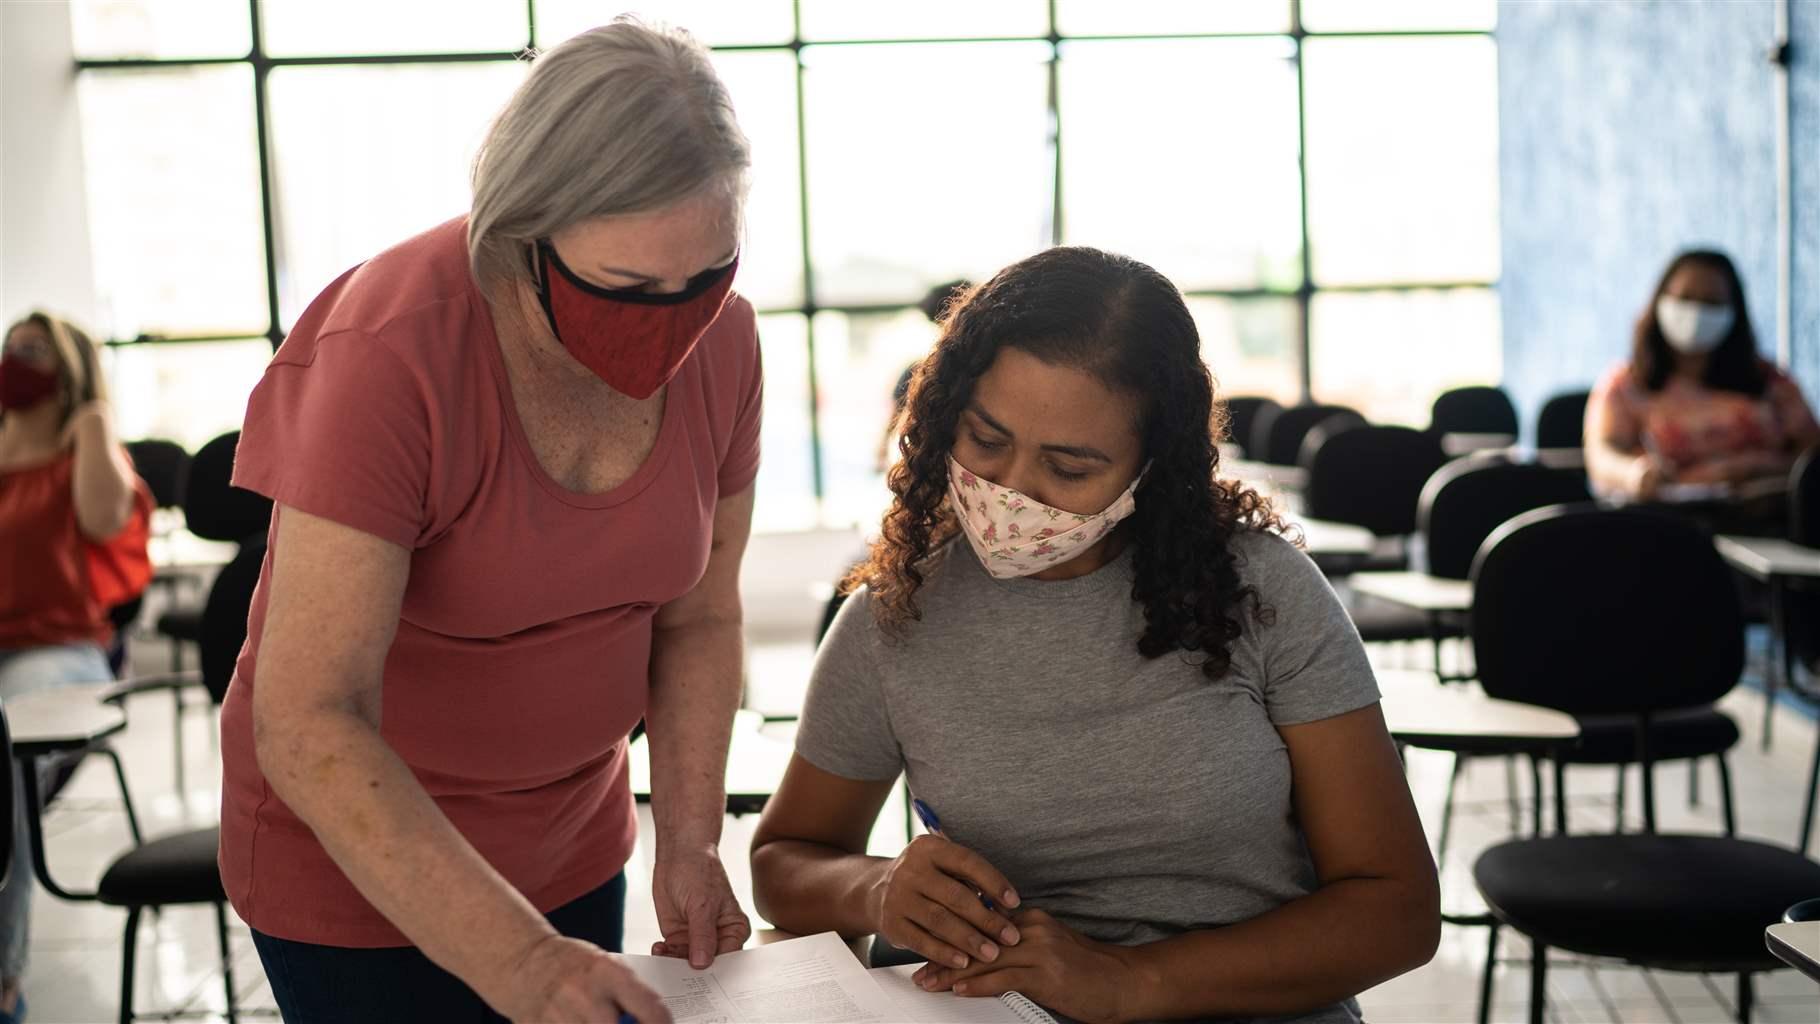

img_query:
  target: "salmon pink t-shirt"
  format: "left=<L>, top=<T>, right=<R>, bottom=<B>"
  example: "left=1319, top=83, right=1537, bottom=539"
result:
left=217, top=217, right=762, bottom=947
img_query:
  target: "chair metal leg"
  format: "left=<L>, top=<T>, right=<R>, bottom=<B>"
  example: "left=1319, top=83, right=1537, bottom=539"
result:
left=172, top=686, right=186, bottom=799
left=1802, top=726, right=1820, bottom=856
left=1504, top=756, right=1520, bottom=832
left=99, top=747, right=143, bottom=847
left=1528, top=755, right=1544, bottom=835
left=1689, top=756, right=1701, bottom=807
left=1477, top=922, right=1499, bottom=1024
left=1529, top=940, right=1547, bottom=1024
left=1438, top=755, right=1464, bottom=864
left=1738, top=970, right=1754, bottom=1023
left=1718, top=754, right=1738, bottom=838
left=119, top=905, right=142, bottom=1024
left=215, top=901, right=240, bottom=1024
left=1614, top=764, right=1626, bottom=832
left=1553, top=759, right=1569, bottom=835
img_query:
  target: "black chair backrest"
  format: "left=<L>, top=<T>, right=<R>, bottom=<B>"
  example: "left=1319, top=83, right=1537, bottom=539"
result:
left=123, top=438, right=190, bottom=510
left=1295, top=411, right=1370, bottom=470
left=200, top=541, right=266, bottom=705
left=183, top=431, right=273, bottom=544
left=1430, top=385, right=1519, bottom=437
left=1789, top=447, right=1820, bottom=547
left=1222, top=396, right=1282, bottom=460
left=1303, top=426, right=1449, bottom=538
left=1535, top=390, right=1591, bottom=450
left=1418, top=458, right=1592, bottom=580
left=1255, top=403, right=1361, bottom=467
left=1472, top=505, right=1743, bottom=716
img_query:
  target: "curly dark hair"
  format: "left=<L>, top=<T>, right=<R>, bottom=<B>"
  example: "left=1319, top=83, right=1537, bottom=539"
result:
left=1632, top=249, right=1767, bottom=396
left=842, top=246, right=1289, bottom=681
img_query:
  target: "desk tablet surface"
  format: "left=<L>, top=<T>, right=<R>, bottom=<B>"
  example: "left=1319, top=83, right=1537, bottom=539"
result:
left=1348, top=571, right=1473, bottom=612
left=1766, top=921, right=1820, bottom=983
left=1377, top=670, right=1578, bottom=747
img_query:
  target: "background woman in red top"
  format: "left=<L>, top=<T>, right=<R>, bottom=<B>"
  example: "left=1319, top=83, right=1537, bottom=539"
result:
left=221, top=19, right=761, bottom=1023
left=1586, top=249, right=1820, bottom=504
left=0, top=310, right=145, bottom=1023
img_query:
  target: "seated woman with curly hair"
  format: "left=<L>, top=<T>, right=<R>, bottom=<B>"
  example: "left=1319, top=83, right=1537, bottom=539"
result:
left=750, top=247, right=1438, bottom=1024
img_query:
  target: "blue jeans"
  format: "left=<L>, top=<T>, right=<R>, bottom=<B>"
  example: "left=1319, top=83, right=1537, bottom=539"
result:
left=251, top=872, right=627, bottom=1023
left=0, top=642, right=114, bottom=980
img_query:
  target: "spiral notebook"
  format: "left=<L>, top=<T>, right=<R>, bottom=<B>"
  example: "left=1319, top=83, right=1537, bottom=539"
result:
left=868, top=964, right=1059, bottom=1024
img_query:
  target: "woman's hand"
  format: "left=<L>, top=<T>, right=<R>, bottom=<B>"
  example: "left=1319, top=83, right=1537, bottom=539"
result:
left=868, top=834, right=1023, bottom=971
left=61, top=401, right=112, bottom=444
left=495, top=934, right=674, bottom=1024
left=651, top=845, right=752, bottom=968
left=912, top=907, right=1136, bottom=1024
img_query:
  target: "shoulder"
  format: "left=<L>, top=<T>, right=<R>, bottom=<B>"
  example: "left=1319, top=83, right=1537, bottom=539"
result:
left=1226, top=527, right=1317, bottom=586
left=693, top=294, right=760, bottom=384
left=1594, top=362, right=1642, bottom=397
left=287, top=217, right=484, bottom=365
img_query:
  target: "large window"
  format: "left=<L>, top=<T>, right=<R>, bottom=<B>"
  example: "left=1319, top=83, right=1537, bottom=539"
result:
left=73, top=0, right=1499, bottom=531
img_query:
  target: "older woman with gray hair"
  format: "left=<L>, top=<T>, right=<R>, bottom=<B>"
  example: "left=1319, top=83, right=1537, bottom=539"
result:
left=218, top=19, right=760, bottom=1022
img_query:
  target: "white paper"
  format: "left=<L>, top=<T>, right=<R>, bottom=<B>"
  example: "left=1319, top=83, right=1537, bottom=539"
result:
left=614, top=932, right=906, bottom=1024
left=867, top=966, right=1056, bottom=1024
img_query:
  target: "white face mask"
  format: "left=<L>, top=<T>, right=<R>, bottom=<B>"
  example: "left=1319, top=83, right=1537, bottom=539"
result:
left=947, top=455, right=1143, bottom=579
left=1656, top=296, right=1735, bottom=354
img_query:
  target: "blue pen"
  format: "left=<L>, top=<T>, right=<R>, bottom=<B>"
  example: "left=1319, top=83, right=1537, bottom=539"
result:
left=911, top=797, right=997, bottom=911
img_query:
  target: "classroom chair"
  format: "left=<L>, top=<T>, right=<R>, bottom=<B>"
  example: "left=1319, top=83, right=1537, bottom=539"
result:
left=1470, top=505, right=1820, bottom=1024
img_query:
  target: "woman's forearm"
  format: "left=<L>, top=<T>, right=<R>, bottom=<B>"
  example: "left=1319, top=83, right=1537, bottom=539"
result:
left=645, top=617, right=743, bottom=857
left=750, top=838, right=889, bottom=939
left=69, top=410, right=135, bottom=539
left=254, top=704, right=556, bottom=1004
left=1113, top=876, right=1439, bottom=1021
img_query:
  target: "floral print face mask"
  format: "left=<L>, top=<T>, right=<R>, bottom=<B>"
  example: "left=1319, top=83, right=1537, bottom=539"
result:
left=946, top=455, right=1144, bottom=579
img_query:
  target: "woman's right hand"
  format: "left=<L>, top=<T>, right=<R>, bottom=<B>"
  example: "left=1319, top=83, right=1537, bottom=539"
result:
left=868, top=834, right=1023, bottom=970
left=495, top=934, right=674, bottom=1024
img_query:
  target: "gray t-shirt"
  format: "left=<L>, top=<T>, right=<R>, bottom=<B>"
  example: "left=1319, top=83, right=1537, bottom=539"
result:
left=795, top=530, right=1380, bottom=1024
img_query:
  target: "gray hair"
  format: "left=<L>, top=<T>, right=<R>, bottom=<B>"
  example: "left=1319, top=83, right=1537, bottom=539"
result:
left=468, top=17, right=750, bottom=293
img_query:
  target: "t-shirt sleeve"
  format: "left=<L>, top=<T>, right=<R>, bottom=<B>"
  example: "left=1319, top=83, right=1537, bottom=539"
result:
left=717, top=306, right=763, bottom=496
left=1245, top=533, right=1381, bottom=726
left=233, top=328, right=432, bottom=550
left=792, top=588, right=905, bottom=782
left=1767, top=367, right=1820, bottom=446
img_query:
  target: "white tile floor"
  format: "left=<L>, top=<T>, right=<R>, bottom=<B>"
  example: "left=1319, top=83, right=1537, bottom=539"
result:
left=15, top=634, right=1820, bottom=1023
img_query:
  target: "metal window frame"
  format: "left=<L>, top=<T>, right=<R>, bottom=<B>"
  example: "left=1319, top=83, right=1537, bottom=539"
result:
left=74, top=0, right=1498, bottom=507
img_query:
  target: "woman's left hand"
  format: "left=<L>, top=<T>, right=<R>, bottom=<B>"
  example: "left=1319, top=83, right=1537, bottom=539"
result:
left=651, top=846, right=753, bottom=968
left=912, top=908, right=1138, bottom=1024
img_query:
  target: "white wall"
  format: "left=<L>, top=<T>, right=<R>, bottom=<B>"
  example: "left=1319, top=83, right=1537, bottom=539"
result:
left=0, top=0, right=97, bottom=330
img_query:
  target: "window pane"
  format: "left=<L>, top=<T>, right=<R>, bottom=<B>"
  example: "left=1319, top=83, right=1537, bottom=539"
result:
left=534, top=0, right=795, bottom=47
left=70, top=0, right=250, bottom=59
left=798, top=0, right=1045, bottom=41
left=1061, top=39, right=1301, bottom=291
left=1303, top=37, right=1499, bottom=286
left=802, top=42, right=1053, bottom=306
left=754, top=314, right=816, bottom=531
left=1310, top=288, right=1501, bottom=427
left=1192, top=297, right=1301, bottom=407
left=103, top=339, right=273, bottom=452
left=713, top=52, right=804, bottom=310
left=267, top=63, right=526, bottom=328
left=1301, top=0, right=1497, bottom=32
left=259, top=0, right=528, bottom=57
left=1055, top=0, right=1290, bottom=35
left=812, top=309, right=941, bottom=528
left=77, top=67, right=268, bottom=339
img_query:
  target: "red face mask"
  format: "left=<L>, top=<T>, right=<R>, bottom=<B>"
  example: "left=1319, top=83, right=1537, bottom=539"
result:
left=0, top=355, right=59, bottom=411
left=535, top=241, right=738, bottom=400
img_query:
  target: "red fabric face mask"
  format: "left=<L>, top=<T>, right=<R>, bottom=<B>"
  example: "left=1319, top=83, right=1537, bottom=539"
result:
left=0, top=355, right=59, bottom=411
left=535, top=241, right=738, bottom=400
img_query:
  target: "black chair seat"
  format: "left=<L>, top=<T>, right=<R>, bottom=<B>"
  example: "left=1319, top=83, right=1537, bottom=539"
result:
left=1345, top=593, right=1450, bottom=644
left=98, top=827, right=225, bottom=907
left=1477, top=834, right=1820, bottom=971
left=156, top=608, right=203, bottom=642
left=1562, top=707, right=1739, bottom=765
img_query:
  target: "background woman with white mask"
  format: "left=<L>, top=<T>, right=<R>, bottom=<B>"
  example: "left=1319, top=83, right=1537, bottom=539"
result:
left=750, top=247, right=1438, bottom=1024
left=219, top=18, right=760, bottom=1023
left=1586, top=249, right=1820, bottom=504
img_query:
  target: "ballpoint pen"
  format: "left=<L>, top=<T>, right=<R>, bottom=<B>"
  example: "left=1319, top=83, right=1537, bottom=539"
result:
left=911, top=797, right=997, bottom=911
